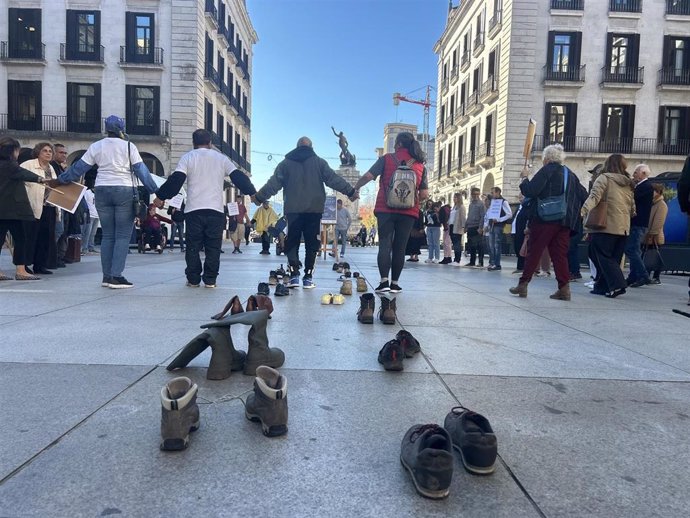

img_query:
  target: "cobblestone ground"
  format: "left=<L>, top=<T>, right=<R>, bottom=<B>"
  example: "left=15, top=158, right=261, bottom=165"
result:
left=1, top=244, right=689, bottom=517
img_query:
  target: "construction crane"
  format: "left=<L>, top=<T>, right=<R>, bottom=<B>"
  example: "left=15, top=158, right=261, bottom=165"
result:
left=393, top=86, right=436, bottom=154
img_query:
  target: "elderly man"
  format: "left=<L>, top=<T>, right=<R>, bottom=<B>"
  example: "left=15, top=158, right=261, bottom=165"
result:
left=509, top=144, right=587, bottom=300
left=254, top=136, right=357, bottom=289
left=625, top=164, right=654, bottom=287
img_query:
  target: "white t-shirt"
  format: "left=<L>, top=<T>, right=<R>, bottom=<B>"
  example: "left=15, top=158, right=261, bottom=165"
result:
left=81, top=137, right=144, bottom=187
left=175, top=148, right=237, bottom=213
left=83, top=189, right=99, bottom=219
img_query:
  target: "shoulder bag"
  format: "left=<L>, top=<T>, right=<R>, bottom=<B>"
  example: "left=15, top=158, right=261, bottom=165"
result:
left=584, top=178, right=608, bottom=231
left=536, top=166, right=569, bottom=222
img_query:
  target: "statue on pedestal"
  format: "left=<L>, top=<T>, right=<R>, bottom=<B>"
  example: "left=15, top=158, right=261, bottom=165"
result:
left=331, top=126, right=356, bottom=166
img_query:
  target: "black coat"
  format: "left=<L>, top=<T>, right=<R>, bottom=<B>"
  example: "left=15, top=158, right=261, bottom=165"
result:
left=519, top=162, right=588, bottom=233
left=680, top=156, right=690, bottom=214
left=0, top=158, right=42, bottom=221
left=631, top=179, right=654, bottom=227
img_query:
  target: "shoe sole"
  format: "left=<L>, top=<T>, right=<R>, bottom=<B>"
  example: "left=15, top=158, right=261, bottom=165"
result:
left=160, top=421, right=200, bottom=451
left=101, top=282, right=110, bottom=287
left=245, top=411, right=288, bottom=437
left=453, top=443, right=496, bottom=475
left=302, top=285, right=316, bottom=289
left=108, top=284, right=133, bottom=289
left=381, top=360, right=403, bottom=371
left=358, top=316, right=374, bottom=324
left=388, top=288, right=402, bottom=294
left=399, top=455, right=450, bottom=499
left=375, top=287, right=390, bottom=293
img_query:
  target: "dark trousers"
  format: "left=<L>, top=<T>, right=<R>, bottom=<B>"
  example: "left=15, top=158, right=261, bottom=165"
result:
left=568, top=227, right=583, bottom=274
left=449, top=229, right=463, bottom=262
left=466, top=227, right=483, bottom=266
left=519, top=221, right=571, bottom=288
left=285, top=213, right=321, bottom=275
left=244, top=224, right=251, bottom=245
left=376, top=212, right=415, bottom=282
left=169, top=221, right=185, bottom=249
left=513, top=231, right=525, bottom=270
left=261, top=231, right=271, bottom=252
left=1, top=219, right=26, bottom=265
left=184, top=209, right=225, bottom=285
left=589, top=233, right=627, bottom=293
left=144, top=228, right=162, bottom=247
left=22, top=219, right=40, bottom=268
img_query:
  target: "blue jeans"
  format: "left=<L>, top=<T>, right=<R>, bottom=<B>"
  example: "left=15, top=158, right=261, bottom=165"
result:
left=426, top=227, right=441, bottom=260
left=336, top=228, right=348, bottom=255
left=81, top=218, right=99, bottom=252
left=625, top=225, right=649, bottom=282
left=95, top=187, right=136, bottom=278
left=489, top=225, right=504, bottom=266
left=169, top=221, right=185, bottom=249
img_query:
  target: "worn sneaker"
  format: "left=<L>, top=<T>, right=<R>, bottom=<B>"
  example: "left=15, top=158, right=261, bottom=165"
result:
left=257, top=282, right=270, bottom=295
left=338, top=272, right=352, bottom=281
left=356, top=277, right=367, bottom=292
left=331, top=293, right=345, bottom=305
left=276, top=264, right=286, bottom=277
left=101, top=276, right=112, bottom=287
left=444, top=406, right=497, bottom=475
left=375, top=281, right=390, bottom=293
left=389, top=283, right=402, bottom=294
left=396, top=330, right=421, bottom=357
left=649, top=278, right=661, bottom=285
left=108, top=276, right=133, bottom=289
left=302, top=276, right=316, bottom=289
left=340, top=279, right=353, bottom=296
left=268, top=271, right=278, bottom=286
left=185, top=281, right=200, bottom=288
left=400, top=424, right=454, bottom=499
left=288, top=275, right=300, bottom=288
left=321, top=293, right=333, bottom=305
left=378, top=339, right=404, bottom=371
left=204, top=283, right=216, bottom=289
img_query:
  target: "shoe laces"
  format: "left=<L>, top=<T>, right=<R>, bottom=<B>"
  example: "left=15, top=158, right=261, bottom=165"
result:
left=410, top=424, right=445, bottom=443
left=449, top=405, right=472, bottom=417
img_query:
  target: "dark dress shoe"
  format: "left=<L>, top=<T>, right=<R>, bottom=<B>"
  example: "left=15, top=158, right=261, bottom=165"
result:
left=25, top=267, right=34, bottom=275
left=34, top=268, right=53, bottom=275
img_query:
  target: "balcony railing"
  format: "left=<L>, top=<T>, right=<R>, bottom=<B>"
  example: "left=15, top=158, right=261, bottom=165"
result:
left=0, top=41, right=46, bottom=60
left=441, top=77, right=449, bottom=93
left=461, top=150, right=475, bottom=168
left=455, top=103, right=466, bottom=122
left=544, top=64, right=586, bottom=82
left=450, top=66, right=459, bottom=84
left=218, top=24, right=230, bottom=44
left=533, top=135, right=690, bottom=155
left=666, top=0, right=690, bottom=15
left=658, top=67, right=690, bottom=85
left=489, top=10, right=502, bottom=35
left=475, top=141, right=494, bottom=161
left=480, top=75, right=499, bottom=100
left=602, top=66, right=644, bottom=84
left=461, top=49, right=471, bottom=70
left=60, top=43, right=104, bottom=62
left=204, top=62, right=220, bottom=88
left=473, top=32, right=485, bottom=54
left=466, top=90, right=481, bottom=111
left=237, top=58, right=251, bottom=82
left=551, top=0, right=584, bottom=9
left=609, top=0, right=642, bottom=13
left=0, top=114, right=170, bottom=137
left=205, top=0, right=218, bottom=24
left=119, top=46, right=164, bottom=65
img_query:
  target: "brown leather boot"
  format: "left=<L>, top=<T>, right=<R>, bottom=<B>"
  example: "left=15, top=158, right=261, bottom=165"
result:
left=357, top=293, right=375, bottom=324
left=509, top=282, right=528, bottom=298
left=549, top=285, right=571, bottom=301
left=378, top=297, right=397, bottom=325
left=211, top=294, right=244, bottom=320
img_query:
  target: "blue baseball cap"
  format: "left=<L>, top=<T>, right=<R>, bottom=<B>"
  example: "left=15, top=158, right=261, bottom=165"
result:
left=104, top=115, right=126, bottom=135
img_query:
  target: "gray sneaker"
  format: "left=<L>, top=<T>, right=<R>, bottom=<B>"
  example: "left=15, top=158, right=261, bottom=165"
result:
left=443, top=406, right=497, bottom=475
left=160, top=377, right=200, bottom=451
left=245, top=366, right=288, bottom=437
left=400, top=424, right=454, bottom=499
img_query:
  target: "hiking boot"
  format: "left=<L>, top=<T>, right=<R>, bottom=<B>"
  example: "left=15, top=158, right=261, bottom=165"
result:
left=268, top=271, right=278, bottom=286
left=357, top=293, right=375, bottom=324
left=356, top=277, right=367, bottom=292
left=400, top=424, right=454, bottom=499
left=211, top=294, right=245, bottom=320
left=396, top=330, right=421, bottom=357
left=245, top=366, right=288, bottom=437
left=378, top=339, right=404, bottom=371
left=549, top=285, right=571, bottom=301
left=378, top=297, right=397, bottom=325
left=274, top=283, right=290, bottom=297
left=509, top=281, right=528, bottom=298
left=257, top=282, right=270, bottom=296
left=444, top=406, right=497, bottom=475
left=340, top=279, right=353, bottom=296
left=243, top=311, right=285, bottom=375
left=160, top=377, right=200, bottom=451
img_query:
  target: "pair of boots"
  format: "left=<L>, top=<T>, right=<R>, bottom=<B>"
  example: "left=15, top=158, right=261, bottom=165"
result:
left=401, top=406, right=498, bottom=499
left=340, top=277, right=367, bottom=296
left=378, top=330, right=421, bottom=371
left=211, top=294, right=274, bottom=320
left=509, top=281, right=571, bottom=300
left=160, top=366, right=288, bottom=450
left=357, top=293, right=396, bottom=324
left=167, top=310, right=284, bottom=380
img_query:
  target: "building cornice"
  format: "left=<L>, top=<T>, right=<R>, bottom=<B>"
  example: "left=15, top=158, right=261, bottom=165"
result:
left=434, top=0, right=476, bottom=55
left=237, top=2, right=259, bottom=45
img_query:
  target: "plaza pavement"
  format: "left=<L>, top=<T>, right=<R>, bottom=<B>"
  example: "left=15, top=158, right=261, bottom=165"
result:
left=1, top=244, right=689, bottom=517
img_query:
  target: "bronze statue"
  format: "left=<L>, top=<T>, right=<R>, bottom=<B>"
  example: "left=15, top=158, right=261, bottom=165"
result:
left=331, top=126, right=356, bottom=166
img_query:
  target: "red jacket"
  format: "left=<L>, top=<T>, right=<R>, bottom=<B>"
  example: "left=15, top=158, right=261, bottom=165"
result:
left=373, top=148, right=425, bottom=218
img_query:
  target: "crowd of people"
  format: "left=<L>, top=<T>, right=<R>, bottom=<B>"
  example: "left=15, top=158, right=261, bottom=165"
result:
left=2, top=127, right=689, bottom=305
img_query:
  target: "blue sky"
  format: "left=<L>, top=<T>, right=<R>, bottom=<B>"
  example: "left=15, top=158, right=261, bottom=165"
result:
left=246, top=0, right=449, bottom=197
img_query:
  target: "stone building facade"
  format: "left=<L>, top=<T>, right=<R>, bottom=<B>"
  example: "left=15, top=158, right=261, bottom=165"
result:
left=432, top=0, right=690, bottom=202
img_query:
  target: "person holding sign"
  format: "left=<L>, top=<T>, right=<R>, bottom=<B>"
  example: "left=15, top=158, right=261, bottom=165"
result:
left=227, top=198, right=249, bottom=254
left=486, top=187, right=512, bottom=271
left=153, top=129, right=257, bottom=288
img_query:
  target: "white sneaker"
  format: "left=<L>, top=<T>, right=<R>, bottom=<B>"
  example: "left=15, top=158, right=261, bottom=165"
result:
left=424, top=259, right=433, bottom=264
left=156, top=245, right=162, bottom=251
left=432, top=259, right=439, bottom=264
left=145, top=244, right=151, bottom=251
left=584, top=280, right=595, bottom=288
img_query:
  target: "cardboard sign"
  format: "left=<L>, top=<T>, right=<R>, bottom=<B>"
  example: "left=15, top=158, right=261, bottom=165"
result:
left=45, top=182, right=87, bottom=214
left=226, top=202, right=240, bottom=216
left=321, top=195, right=337, bottom=224
left=486, top=198, right=504, bottom=220
left=168, top=194, right=184, bottom=209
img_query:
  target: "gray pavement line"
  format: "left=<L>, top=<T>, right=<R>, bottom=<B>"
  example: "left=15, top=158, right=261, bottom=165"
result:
left=435, top=372, right=690, bottom=384
left=416, top=349, right=548, bottom=518
left=0, top=363, right=159, bottom=487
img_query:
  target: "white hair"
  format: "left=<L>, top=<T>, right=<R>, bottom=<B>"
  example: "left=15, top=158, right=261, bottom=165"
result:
left=542, top=144, right=565, bottom=164
left=634, top=163, right=651, bottom=176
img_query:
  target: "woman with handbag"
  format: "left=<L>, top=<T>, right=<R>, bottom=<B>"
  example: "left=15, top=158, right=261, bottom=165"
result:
left=644, top=183, right=668, bottom=285
left=56, top=115, right=159, bottom=288
left=580, top=154, right=635, bottom=298
left=509, top=144, right=587, bottom=300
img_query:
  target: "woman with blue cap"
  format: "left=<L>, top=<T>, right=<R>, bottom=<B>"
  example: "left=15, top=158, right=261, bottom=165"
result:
left=57, top=115, right=159, bottom=288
